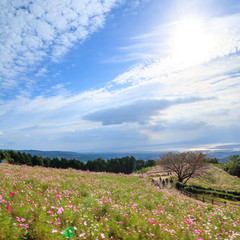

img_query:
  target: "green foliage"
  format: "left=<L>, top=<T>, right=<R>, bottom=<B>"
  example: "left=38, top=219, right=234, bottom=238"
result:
left=219, top=155, right=240, bottom=177
left=176, top=182, right=240, bottom=201
left=134, top=166, right=154, bottom=174
left=62, top=227, right=75, bottom=238
left=227, top=155, right=240, bottom=177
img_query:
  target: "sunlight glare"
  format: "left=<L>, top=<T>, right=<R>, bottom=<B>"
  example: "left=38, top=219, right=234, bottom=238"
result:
left=170, top=17, right=212, bottom=64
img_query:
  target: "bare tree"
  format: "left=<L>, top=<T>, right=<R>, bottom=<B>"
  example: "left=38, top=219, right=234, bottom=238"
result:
left=157, top=152, right=207, bottom=183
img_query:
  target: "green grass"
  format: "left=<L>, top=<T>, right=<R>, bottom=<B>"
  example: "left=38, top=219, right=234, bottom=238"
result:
left=0, top=163, right=240, bottom=239
left=134, top=166, right=154, bottom=174
left=188, top=165, right=240, bottom=191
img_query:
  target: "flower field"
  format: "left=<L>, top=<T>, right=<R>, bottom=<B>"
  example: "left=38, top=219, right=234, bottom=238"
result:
left=0, top=164, right=240, bottom=239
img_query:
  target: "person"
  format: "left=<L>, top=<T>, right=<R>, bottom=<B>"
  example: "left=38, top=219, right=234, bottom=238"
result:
left=151, top=178, right=154, bottom=184
left=165, top=178, right=168, bottom=185
left=162, top=179, right=165, bottom=188
left=170, top=178, right=173, bottom=187
left=159, top=177, right=162, bottom=182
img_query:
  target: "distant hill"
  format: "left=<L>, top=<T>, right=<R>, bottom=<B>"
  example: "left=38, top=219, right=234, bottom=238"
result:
left=2, top=149, right=239, bottom=163
left=16, top=150, right=168, bottom=162
left=205, top=151, right=240, bottom=163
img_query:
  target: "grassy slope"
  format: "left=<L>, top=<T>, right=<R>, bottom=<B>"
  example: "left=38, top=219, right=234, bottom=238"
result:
left=0, top=164, right=239, bottom=240
left=188, top=165, right=240, bottom=191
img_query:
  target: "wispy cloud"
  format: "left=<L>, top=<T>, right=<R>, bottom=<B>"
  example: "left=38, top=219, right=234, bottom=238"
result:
left=108, top=13, right=240, bottom=71
left=0, top=0, right=122, bottom=90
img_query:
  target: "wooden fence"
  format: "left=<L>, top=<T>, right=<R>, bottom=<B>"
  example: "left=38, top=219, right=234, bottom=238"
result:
left=180, top=188, right=240, bottom=207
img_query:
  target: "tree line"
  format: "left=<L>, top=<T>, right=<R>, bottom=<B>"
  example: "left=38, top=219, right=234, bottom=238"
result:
left=0, top=150, right=155, bottom=174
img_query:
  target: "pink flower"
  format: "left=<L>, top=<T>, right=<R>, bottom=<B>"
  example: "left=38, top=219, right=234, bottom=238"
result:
left=184, top=218, right=193, bottom=224
left=52, top=229, right=58, bottom=233
left=57, top=207, right=64, bottom=214
left=5, top=205, right=13, bottom=212
left=56, top=195, right=61, bottom=200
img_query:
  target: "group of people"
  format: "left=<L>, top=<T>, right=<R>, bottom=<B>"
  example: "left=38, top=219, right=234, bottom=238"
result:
left=151, top=176, right=174, bottom=189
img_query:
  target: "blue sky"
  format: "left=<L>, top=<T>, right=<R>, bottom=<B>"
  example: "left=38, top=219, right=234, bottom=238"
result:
left=1, top=0, right=240, bottom=152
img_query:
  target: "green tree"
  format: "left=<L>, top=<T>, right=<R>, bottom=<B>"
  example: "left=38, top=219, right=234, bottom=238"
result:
left=0, top=150, right=13, bottom=163
left=106, top=158, right=120, bottom=173
left=43, top=157, right=51, bottom=167
left=92, top=158, right=106, bottom=172
left=32, top=155, right=43, bottom=166
left=85, top=160, right=95, bottom=171
left=60, top=158, right=68, bottom=169
left=68, top=159, right=85, bottom=170
left=50, top=158, right=61, bottom=168
left=8, top=150, right=19, bottom=164
left=227, top=155, right=240, bottom=177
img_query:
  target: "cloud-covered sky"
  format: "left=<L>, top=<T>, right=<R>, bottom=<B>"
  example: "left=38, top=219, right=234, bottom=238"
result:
left=1, top=0, right=240, bottom=152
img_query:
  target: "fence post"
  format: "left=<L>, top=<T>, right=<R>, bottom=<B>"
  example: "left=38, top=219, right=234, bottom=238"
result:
left=224, top=201, right=226, bottom=206
left=212, top=199, right=214, bottom=204
left=196, top=195, right=197, bottom=200
left=202, top=196, right=204, bottom=202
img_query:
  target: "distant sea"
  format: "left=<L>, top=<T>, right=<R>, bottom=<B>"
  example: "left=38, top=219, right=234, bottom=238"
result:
left=14, top=150, right=240, bottom=163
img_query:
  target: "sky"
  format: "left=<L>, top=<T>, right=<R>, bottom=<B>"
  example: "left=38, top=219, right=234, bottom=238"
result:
left=0, top=0, right=240, bottom=152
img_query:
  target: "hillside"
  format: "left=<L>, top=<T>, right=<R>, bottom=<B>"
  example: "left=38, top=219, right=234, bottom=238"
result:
left=188, top=165, right=240, bottom=191
left=0, top=163, right=240, bottom=239
left=144, top=164, right=240, bottom=192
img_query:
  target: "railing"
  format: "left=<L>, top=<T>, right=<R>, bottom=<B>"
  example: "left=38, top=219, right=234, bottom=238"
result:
left=180, top=188, right=240, bottom=207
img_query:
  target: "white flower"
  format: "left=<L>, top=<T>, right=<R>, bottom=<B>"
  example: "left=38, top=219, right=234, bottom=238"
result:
left=79, top=233, right=85, bottom=237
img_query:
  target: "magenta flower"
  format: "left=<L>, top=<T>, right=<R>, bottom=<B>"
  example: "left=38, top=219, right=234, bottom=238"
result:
left=5, top=205, right=13, bottom=212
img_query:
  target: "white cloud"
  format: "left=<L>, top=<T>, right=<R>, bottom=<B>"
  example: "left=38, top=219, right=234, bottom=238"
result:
left=0, top=0, right=122, bottom=90
left=1, top=6, right=240, bottom=151
left=35, top=67, right=47, bottom=77
left=110, top=13, right=240, bottom=79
